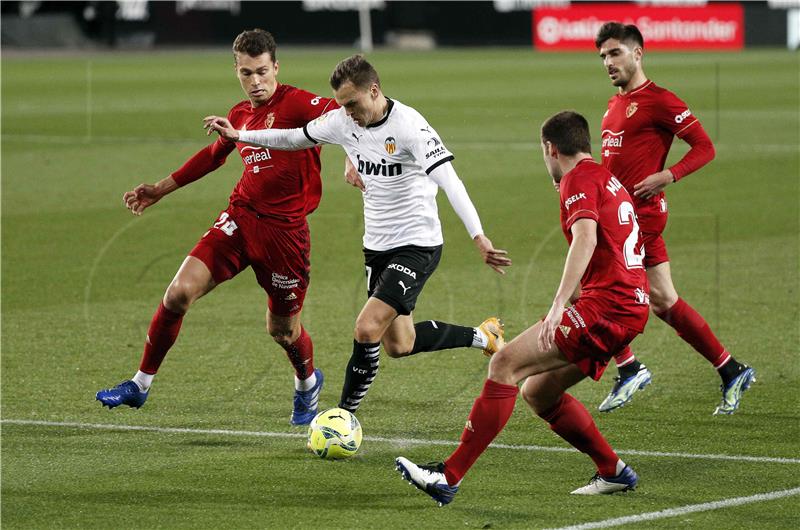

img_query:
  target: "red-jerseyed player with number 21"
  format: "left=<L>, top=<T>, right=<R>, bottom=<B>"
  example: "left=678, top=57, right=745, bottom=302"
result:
left=396, top=111, right=647, bottom=505
left=594, top=22, right=755, bottom=415
left=96, top=29, right=338, bottom=426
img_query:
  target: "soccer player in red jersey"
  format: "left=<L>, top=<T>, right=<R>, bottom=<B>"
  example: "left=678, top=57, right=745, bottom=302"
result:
left=594, top=23, right=754, bottom=415
left=96, top=29, right=338, bottom=425
left=396, top=111, right=647, bottom=504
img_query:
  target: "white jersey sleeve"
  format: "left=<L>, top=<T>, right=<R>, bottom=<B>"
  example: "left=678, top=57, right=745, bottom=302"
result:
left=238, top=127, right=315, bottom=150
left=405, top=118, right=455, bottom=174
left=303, top=107, right=348, bottom=146
left=427, top=161, right=483, bottom=239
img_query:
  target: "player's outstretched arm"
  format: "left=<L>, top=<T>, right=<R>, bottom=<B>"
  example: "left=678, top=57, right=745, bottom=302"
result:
left=204, top=116, right=239, bottom=141
left=428, top=161, right=511, bottom=274
left=539, top=218, right=597, bottom=351
left=123, top=176, right=179, bottom=216
left=203, top=115, right=317, bottom=151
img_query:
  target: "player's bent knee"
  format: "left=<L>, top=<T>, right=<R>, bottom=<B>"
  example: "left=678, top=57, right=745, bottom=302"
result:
left=354, top=321, right=383, bottom=344
left=270, top=332, right=294, bottom=349
left=163, top=282, right=196, bottom=313
left=649, top=289, right=678, bottom=314
left=487, top=351, right=517, bottom=385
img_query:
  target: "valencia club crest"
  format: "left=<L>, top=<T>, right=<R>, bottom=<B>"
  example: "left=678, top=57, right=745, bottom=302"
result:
left=385, top=137, right=396, bottom=154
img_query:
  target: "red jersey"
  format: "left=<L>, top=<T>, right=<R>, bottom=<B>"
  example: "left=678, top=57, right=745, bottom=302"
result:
left=600, top=80, right=708, bottom=214
left=560, top=159, right=649, bottom=332
left=172, top=84, right=337, bottom=225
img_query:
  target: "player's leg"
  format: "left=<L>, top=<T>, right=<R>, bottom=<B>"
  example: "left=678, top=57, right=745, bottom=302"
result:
left=253, top=218, right=322, bottom=424
left=522, top=368, right=636, bottom=494
left=376, top=245, right=504, bottom=358
left=396, top=321, right=569, bottom=505
left=267, top=308, right=323, bottom=425
left=339, top=297, right=397, bottom=413
left=599, top=222, right=667, bottom=412
left=97, top=209, right=246, bottom=409
left=381, top=314, right=504, bottom=359
left=96, top=256, right=218, bottom=408
left=648, top=261, right=755, bottom=414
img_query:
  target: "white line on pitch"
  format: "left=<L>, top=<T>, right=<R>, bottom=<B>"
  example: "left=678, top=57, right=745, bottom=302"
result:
left=546, top=487, right=800, bottom=530
left=3, top=419, right=799, bottom=465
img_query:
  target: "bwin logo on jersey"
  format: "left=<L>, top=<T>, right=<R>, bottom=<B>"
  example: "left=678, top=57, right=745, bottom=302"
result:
left=385, top=137, right=397, bottom=154
left=356, top=154, right=402, bottom=177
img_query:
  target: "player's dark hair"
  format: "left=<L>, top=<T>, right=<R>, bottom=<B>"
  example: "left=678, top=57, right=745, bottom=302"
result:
left=541, top=111, right=592, bottom=156
left=330, top=54, right=381, bottom=90
left=233, top=29, right=277, bottom=62
left=594, top=22, right=644, bottom=49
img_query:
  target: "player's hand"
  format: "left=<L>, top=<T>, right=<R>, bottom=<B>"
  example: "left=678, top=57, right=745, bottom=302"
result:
left=123, top=183, right=162, bottom=216
left=203, top=116, right=239, bottom=141
left=538, top=302, right=565, bottom=351
left=344, top=156, right=365, bottom=191
left=633, top=170, right=673, bottom=199
left=474, top=234, right=512, bottom=275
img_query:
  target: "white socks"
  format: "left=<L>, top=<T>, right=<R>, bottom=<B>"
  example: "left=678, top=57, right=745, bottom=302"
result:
left=295, top=371, right=317, bottom=391
left=132, top=371, right=154, bottom=392
left=471, top=328, right=489, bottom=349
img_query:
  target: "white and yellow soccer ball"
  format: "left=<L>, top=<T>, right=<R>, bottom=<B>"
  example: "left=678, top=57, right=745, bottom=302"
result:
left=307, top=407, right=362, bottom=459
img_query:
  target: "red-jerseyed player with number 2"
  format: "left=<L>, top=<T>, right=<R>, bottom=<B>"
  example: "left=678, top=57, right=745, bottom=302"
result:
left=396, top=111, right=647, bottom=504
left=96, top=29, right=338, bottom=425
left=594, top=22, right=754, bottom=415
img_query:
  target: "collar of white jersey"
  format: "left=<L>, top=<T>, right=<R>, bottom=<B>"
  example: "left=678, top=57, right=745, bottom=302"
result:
left=367, top=98, right=394, bottom=129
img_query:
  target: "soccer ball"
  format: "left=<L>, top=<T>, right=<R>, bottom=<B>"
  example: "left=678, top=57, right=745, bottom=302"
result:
left=307, top=407, right=362, bottom=459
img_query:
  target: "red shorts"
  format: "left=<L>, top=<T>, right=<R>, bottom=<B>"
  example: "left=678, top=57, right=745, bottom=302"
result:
left=189, top=205, right=310, bottom=316
left=553, top=299, right=641, bottom=381
left=637, top=197, right=669, bottom=268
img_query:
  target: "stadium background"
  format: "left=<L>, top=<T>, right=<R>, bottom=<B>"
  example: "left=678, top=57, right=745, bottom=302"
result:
left=2, top=1, right=798, bottom=528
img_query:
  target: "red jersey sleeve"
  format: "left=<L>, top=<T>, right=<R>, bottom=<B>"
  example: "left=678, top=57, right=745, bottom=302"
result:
left=654, top=88, right=698, bottom=136
left=171, top=107, right=237, bottom=187
left=669, top=121, right=716, bottom=181
left=561, top=167, right=602, bottom=230
left=653, top=88, right=715, bottom=181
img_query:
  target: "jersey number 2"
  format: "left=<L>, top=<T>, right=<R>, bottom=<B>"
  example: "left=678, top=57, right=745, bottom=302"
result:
left=618, top=201, right=645, bottom=269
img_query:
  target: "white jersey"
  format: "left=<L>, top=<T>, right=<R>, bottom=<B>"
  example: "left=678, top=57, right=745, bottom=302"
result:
left=304, top=99, right=455, bottom=251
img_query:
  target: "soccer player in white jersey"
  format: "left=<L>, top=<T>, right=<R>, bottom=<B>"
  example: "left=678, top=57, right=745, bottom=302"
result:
left=205, top=55, right=512, bottom=414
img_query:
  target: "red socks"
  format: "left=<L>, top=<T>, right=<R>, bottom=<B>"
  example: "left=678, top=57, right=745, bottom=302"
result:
left=538, top=393, right=619, bottom=477
left=139, top=302, right=184, bottom=374
left=443, top=379, right=518, bottom=485
left=283, top=326, right=314, bottom=380
left=657, top=298, right=730, bottom=368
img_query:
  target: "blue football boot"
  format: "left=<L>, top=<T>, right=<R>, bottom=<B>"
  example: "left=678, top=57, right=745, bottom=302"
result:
left=96, top=380, right=148, bottom=409
left=714, top=365, right=756, bottom=415
left=598, top=365, right=652, bottom=412
left=571, top=465, right=639, bottom=495
left=291, top=368, right=324, bottom=426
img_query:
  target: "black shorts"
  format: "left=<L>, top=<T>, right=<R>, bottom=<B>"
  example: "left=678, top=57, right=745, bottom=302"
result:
left=363, top=244, right=443, bottom=316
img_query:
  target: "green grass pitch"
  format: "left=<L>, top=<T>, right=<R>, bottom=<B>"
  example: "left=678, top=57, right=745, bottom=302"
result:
left=2, top=47, right=798, bottom=528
